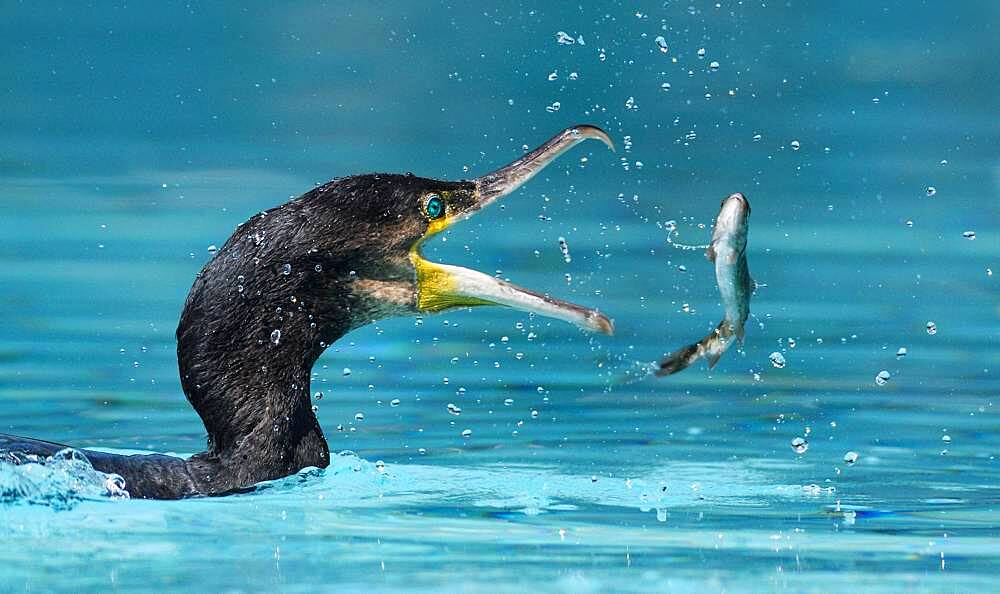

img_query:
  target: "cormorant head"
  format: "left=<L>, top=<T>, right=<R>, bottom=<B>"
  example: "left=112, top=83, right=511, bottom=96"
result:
left=311, top=125, right=616, bottom=335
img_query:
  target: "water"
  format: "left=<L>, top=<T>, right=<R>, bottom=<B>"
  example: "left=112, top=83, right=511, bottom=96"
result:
left=1, top=2, right=998, bottom=592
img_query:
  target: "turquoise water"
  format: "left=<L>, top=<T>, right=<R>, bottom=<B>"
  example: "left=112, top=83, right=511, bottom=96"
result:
left=2, top=2, right=998, bottom=592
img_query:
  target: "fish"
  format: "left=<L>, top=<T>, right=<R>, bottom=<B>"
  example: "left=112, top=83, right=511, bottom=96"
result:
left=657, top=192, right=752, bottom=376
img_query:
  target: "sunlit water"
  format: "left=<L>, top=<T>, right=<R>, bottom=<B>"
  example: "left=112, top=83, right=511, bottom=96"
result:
left=1, top=2, right=998, bottom=592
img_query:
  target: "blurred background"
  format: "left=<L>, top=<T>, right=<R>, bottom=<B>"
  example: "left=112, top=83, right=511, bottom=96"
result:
left=0, top=2, right=997, bottom=591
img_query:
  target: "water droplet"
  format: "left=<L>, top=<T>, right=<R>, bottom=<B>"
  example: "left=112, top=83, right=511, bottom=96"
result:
left=343, top=367, right=352, bottom=376
left=568, top=72, right=578, bottom=80
left=314, top=264, right=323, bottom=272
left=696, top=47, right=706, bottom=58
left=447, top=403, right=462, bottom=416
left=926, top=321, right=937, bottom=335
left=461, top=429, right=472, bottom=438
left=875, top=370, right=891, bottom=386
left=270, top=329, right=281, bottom=345
left=281, top=263, right=292, bottom=275
left=547, top=71, right=558, bottom=81
left=557, top=236, right=571, bottom=263
left=752, top=133, right=762, bottom=142
left=375, top=460, right=386, bottom=473
left=654, top=36, right=668, bottom=53
left=925, top=186, right=937, bottom=197
left=843, top=451, right=859, bottom=465
left=545, top=101, right=561, bottom=113
left=769, top=352, right=786, bottom=368
left=354, top=412, right=365, bottom=421
left=313, top=391, right=323, bottom=400
left=962, top=230, right=976, bottom=240
left=790, top=140, right=801, bottom=151
left=941, top=434, right=952, bottom=443
left=503, top=398, right=514, bottom=406
left=555, top=31, right=575, bottom=45
left=390, top=398, right=400, bottom=407
left=709, top=60, right=720, bottom=71
left=207, top=244, right=218, bottom=255
left=896, top=347, right=907, bottom=359
left=530, top=409, right=540, bottom=419
left=790, top=436, right=809, bottom=454
left=660, top=82, right=671, bottom=92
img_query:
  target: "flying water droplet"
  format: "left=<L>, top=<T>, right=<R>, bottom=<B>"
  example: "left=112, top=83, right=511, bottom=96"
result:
left=925, top=186, right=937, bottom=197
left=207, top=244, right=218, bottom=255
left=270, top=329, right=281, bottom=345
left=769, top=352, right=786, bottom=368
left=354, top=412, right=365, bottom=421
left=555, top=31, right=575, bottom=45
left=342, top=367, right=352, bottom=376
left=281, top=263, right=292, bottom=275
left=545, top=101, right=561, bottom=113
left=709, top=60, right=720, bottom=71
left=390, top=398, right=400, bottom=407
left=558, top=237, right=571, bottom=263
left=962, top=230, right=976, bottom=240
left=926, top=321, right=937, bottom=335
left=896, top=347, right=907, bottom=359
left=843, top=451, right=859, bottom=465
left=461, top=429, right=472, bottom=438
left=447, top=403, right=462, bottom=416
left=875, top=370, right=891, bottom=386
left=790, top=140, right=801, bottom=151
left=654, top=36, right=668, bottom=53
left=790, top=436, right=808, bottom=454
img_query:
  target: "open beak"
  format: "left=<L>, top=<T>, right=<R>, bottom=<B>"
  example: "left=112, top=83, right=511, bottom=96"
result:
left=411, top=125, right=616, bottom=335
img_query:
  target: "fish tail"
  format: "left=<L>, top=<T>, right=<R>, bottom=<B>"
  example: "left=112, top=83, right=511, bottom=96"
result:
left=659, top=320, right=735, bottom=376
left=655, top=342, right=701, bottom=376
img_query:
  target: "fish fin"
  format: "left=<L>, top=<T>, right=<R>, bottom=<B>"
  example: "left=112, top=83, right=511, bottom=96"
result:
left=705, top=245, right=716, bottom=262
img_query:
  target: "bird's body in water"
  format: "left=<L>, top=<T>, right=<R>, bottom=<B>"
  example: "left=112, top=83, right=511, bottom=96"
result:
left=0, top=125, right=615, bottom=499
left=657, top=192, right=752, bottom=376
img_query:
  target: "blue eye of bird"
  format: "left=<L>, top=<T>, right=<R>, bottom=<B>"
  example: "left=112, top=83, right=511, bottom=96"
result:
left=425, top=194, right=444, bottom=219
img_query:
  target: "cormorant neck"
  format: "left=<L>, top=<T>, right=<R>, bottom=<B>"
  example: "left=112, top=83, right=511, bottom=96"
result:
left=173, top=181, right=419, bottom=495
left=174, top=208, right=353, bottom=494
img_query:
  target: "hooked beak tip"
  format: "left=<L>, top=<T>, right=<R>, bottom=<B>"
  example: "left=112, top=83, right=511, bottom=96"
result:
left=570, top=124, right=616, bottom=152
left=591, top=312, right=615, bottom=336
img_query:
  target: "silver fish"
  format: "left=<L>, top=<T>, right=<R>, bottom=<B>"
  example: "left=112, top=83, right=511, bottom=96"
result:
left=657, top=192, right=752, bottom=376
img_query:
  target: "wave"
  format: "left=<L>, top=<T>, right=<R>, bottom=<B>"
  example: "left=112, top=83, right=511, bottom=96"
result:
left=0, top=448, right=130, bottom=510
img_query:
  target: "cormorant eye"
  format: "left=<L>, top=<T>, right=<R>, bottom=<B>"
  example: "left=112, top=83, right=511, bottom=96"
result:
left=424, top=194, right=445, bottom=220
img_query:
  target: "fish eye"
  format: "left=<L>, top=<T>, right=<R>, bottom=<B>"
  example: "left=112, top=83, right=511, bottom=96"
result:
left=424, top=193, right=445, bottom=220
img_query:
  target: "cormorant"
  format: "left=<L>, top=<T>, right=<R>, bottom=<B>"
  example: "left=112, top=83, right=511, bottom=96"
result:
left=0, top=125, right=615, bottom=499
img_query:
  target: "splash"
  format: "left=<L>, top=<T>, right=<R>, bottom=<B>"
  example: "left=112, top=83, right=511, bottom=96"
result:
left=0, top=448, right=130, bottom=510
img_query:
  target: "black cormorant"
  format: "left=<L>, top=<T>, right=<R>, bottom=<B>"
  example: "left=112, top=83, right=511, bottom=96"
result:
left=0, top=125, right=614, bottom=499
